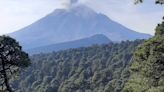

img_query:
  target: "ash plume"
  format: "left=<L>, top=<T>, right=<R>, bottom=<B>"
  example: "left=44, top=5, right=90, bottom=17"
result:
left=70, top=0, right=79, bottom=5
left=61, top=0, right=80, bottom=9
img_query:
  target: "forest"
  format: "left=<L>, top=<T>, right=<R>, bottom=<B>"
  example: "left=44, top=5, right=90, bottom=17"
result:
left=0, top=0, right=163, bottom=92
left=11, top=18, right=164, bottom=92
left=12, top=40, right=143, bottom=92
left=0, top=16, right=163, bottom=92
left=123, top=18, right=164, bottom=92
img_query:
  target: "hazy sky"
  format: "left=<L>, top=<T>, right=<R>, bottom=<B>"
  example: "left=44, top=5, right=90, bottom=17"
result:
left=0, top=0, right=163, bottom=35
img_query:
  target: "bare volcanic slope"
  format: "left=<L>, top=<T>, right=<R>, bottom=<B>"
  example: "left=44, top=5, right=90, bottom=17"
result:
left=9, top=5, right=151, bottom=49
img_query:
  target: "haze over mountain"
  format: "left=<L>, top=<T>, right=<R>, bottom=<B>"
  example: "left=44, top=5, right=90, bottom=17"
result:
left=9, top=5, right=151, bottom=49
left=27, top=34, right=111, bottom=54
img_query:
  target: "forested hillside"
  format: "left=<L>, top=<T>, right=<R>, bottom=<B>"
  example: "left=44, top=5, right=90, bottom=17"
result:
left=123, top=19, right=164, bottom=92
left=13, top=40, right=143, bottom=92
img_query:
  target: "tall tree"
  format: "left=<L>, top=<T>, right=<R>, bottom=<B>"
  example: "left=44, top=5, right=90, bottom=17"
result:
left=0, top=36, right=31, bottom=92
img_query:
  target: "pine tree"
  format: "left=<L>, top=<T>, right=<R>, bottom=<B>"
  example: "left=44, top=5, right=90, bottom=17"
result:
left=0, top=36, right=31, bottom=92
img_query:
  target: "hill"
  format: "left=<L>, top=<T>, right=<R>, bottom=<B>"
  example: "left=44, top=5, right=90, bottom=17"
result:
left=27, top=34, right=111, bottom=54
left=123, top=18, right=164, bottom=92
left=12, top=40, right=143, bottom=92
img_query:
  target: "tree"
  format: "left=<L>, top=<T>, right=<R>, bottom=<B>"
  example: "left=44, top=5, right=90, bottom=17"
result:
left=123, top=18, right=164, bottom=92
left=121, top=1, right=163, bottom=91
left=135, top=0, right=164, bottom=4
left=0, top=36, right=31, bottom=92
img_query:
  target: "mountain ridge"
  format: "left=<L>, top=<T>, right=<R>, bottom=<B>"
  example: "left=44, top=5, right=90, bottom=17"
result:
left=9, top=5, right=151, bottom=49
left=26, top=34, right=111, bottom=54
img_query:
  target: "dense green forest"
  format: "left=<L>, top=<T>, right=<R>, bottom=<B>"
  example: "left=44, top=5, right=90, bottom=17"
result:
left=12, top=40, right=143, bottom=92
left=7, top=19, right=164, bottom=92
left=123, top=19, right=164, bottom=92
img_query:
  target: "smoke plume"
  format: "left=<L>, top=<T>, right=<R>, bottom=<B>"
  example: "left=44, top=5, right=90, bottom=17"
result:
left=70, top=0, right=79, bottom=5
left=61, top=0, right=80, bottom=9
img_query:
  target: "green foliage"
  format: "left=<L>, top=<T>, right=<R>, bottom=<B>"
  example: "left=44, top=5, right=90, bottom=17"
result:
left=155, top=18, right=164, bottom=35
left=0, top=36, right=31, bottom=92
left=123, top=19, right=164, bottom=92
left=13, top=40, right=143, bottom=92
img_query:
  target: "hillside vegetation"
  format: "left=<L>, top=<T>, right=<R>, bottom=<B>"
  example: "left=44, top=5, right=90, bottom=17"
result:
left=13, top=40, right=143, bottom=92
left=123, top=19, right=164, bottom=92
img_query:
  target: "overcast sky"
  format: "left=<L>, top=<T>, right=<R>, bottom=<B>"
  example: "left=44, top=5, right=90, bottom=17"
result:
left=0, top=0, right=163, bottom=35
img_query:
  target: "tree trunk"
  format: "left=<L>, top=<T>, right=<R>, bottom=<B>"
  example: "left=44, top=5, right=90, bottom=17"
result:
left=2, top=60, right=13, bottom=92
left=4, top=73, right=13, bottom=92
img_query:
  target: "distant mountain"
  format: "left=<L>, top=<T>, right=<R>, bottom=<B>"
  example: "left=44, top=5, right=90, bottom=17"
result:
left=9, top=5, right=151, bottom=49
left=26, top=34, right=111, bottom=54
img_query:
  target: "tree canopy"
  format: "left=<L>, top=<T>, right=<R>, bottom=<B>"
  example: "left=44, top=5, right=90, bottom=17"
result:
left=0, top=36, right=31, bottom=92
left=123, top=18, right=164, bottom=92
left=12, top=40, right=143, bottom=92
